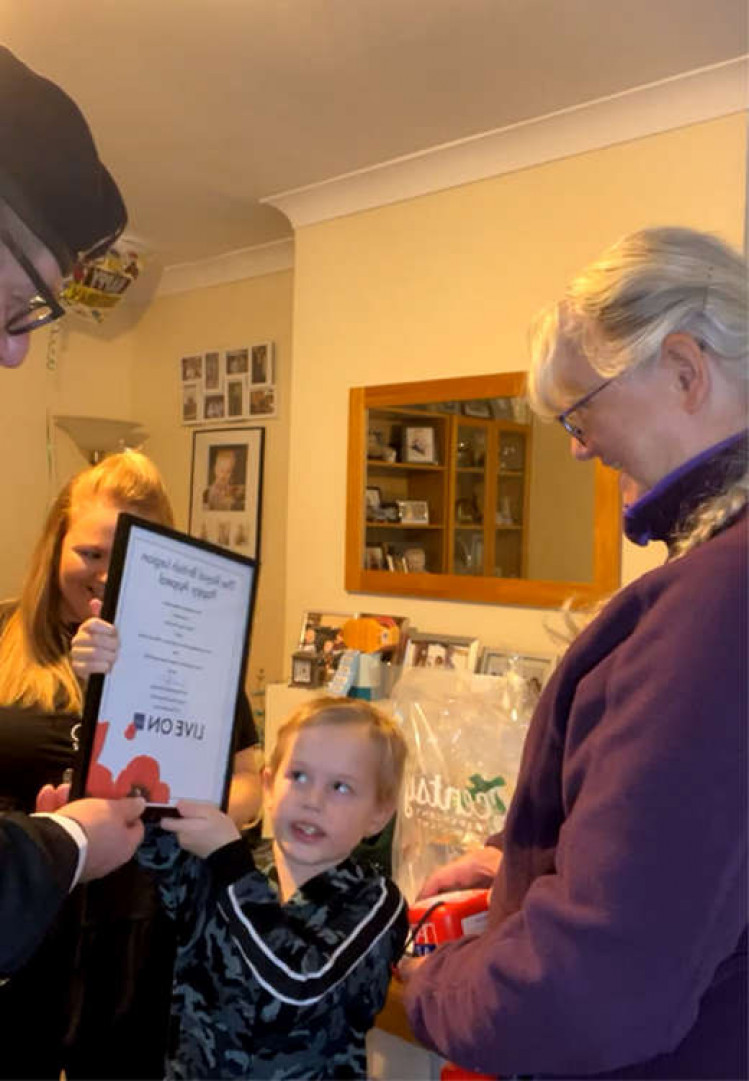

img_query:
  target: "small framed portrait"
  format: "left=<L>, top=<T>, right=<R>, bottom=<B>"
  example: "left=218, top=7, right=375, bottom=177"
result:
left=402, top=426, right=436, bottom=464
left=462, top=399, right=492, bottom=418
left=479, top=649, right=555, bottom=712
left=204, top=351, right=222, bottom=392
left=182, top=382, right=201, bottom=425
left=225, top=348, right=249, bottom=376
left=203, top=393, right=226, bottom=422
left=250, top=386, right=277, bottom=418
left=489, top=396, right=514, bottom=420
left=365, top=486, right=382, bottom=512
left=226, top=377, right=245, bottom=419
left=367, top=423, right=391, bottom=461
left=403, top=546, right=427, bottom=572
left=298, top=611, right=353, bottom=654
left=403, top=632, right=480, bottom=672
left=251, top=342, right=274, bottom=385
left=188, top=427, right=265, bottom=558
left=180, top=354, right=203, bottom=382
left=479, top=649, right=554, bottom=685
left=364, top=544, right=385, bottom=570
left=290, top=650, right=327, bottom=689
left=381, top=502, right=400, bottom=522
left=397, top=499, right=429, bottom=525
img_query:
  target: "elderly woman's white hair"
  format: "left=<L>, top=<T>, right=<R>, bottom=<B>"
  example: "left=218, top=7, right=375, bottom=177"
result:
left=528, top=226, right=747, bottom=418
left=528, top=226, right=748, bottom=560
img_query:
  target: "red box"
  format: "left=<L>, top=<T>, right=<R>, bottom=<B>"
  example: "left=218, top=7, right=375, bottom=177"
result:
left=408, top=888, right=490, bottom=955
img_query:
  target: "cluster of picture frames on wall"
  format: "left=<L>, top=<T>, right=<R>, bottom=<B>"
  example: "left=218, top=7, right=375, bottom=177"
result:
left=180, top=343, right=277, bottom=424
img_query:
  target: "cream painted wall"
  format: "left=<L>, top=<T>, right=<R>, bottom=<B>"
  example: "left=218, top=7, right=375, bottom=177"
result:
left=0, top=268, right=293, bottom=711
left=286, top=114, right=746, bottom=667
left=0, top=318, right=135, bottom=599
left=129, top=269, right=294, bottom=693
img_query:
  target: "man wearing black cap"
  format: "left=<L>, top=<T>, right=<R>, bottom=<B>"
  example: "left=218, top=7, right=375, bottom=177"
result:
left=0, top=46, right=145, bottom=975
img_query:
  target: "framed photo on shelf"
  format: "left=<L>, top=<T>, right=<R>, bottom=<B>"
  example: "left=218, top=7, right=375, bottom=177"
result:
left=298, top=611, right=353, bottom=653
left=488, top=396, right=514, bottom=420
left=462, top=399, right=492, bottom=418
left=365, top=486, right=382, bottom=512
left=479, top=648, right=554, bottom=686
left=290, top=650, right=327, bottom=688
left=188, top=427, right=265, bottom=558
left=403, top=546, right=427, bottom=572
left=397, top=499, right=429, bottom=525
left=402, top=426, right=436, bottom=464
left=403, top=631, right=480, bottom=672
left=364, top=544, right=385, bottom=570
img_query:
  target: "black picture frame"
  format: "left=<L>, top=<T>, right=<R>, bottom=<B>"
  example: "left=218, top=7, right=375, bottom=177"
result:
left=188, top=427, right=265, bottom=558
left=71, top=514, right=258, bottom=818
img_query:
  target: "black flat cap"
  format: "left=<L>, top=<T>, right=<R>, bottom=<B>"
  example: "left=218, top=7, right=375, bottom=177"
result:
left=0, top=46, right=127, bottom=274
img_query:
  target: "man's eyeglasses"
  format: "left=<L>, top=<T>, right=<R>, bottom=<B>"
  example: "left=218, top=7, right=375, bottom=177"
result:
left=556, top=377, right=618, bottom=446
left=1, top=228, right=65, bottom=336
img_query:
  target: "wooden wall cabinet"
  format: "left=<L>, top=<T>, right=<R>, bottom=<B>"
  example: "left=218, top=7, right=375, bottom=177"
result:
left=346, top=373, right=622, bottom=608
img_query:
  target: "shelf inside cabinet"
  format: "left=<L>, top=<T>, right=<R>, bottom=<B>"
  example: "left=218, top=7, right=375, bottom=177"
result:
left=366, top=523, right=444, bottom=530
left=367, top=460, right=445, bottom=472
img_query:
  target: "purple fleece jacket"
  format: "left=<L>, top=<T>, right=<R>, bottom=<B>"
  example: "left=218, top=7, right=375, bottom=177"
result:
left=405, top=437, right=748, bottom=1079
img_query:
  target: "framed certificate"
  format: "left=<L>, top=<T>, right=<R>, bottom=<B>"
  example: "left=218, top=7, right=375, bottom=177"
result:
left=72, top=514, right=258, bottom=815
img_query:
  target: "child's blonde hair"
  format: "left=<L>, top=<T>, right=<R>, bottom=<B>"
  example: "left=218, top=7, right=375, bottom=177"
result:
left=269, top=696, right=407, bottom=807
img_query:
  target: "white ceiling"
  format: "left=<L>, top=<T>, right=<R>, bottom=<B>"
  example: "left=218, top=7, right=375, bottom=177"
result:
left=4, top=0, right=748, bottom=268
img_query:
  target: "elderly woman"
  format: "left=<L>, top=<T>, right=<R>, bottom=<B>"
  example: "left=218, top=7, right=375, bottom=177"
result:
left=401, top=227, right=747, bottom=1080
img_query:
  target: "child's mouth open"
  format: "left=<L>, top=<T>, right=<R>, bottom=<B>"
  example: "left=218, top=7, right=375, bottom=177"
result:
left=291, top=821, right=325, bottom=843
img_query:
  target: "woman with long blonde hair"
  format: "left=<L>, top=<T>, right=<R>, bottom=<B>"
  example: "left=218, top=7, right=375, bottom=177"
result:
left=0, top=450, right=261, bottom=1080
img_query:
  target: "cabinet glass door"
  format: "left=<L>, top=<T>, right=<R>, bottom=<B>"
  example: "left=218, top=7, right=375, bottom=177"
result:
left=495, top=429, right=528, bottom=578
left=452, top=420, right=488, bottom=576
left=364, top=408, right=447, bottom=574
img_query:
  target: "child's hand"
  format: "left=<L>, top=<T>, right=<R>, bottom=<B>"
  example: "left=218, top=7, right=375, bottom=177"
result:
left=160, top=800, right=241, bottom=858
left=35, top=781, right=71, bottom=812
left=71, top=599, right=119, bottom=681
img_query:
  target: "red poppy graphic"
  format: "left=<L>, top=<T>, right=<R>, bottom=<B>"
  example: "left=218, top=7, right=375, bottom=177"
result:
left=86, top=722, right=115, bottom=798
left=113, top=756, right=170, bottom=803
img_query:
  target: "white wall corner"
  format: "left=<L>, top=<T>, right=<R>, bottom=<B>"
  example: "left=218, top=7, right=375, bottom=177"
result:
left=262, top=56, right=749, bottom=229
left=158, top=237, right=294, bottom=296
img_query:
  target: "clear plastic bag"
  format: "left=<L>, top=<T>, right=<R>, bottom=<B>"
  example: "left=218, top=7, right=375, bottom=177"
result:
left=391, top=663, right=532, bottom=900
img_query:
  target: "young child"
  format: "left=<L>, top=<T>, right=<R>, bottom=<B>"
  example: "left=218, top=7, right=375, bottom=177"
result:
left=139, top=696, right=408, bottom=1080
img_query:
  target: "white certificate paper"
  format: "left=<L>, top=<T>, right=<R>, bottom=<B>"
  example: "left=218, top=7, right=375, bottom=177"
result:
left=75, top=514, right=257, bottom=810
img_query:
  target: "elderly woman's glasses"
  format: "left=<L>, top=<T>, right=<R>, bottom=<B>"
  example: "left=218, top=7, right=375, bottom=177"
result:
left=556, top=377, right=618, bottom=446
left=1, top=228, right=65, bottom=336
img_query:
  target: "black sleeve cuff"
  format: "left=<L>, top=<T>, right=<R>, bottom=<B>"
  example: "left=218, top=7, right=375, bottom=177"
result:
left=207, top=837, right=256, bottom=885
